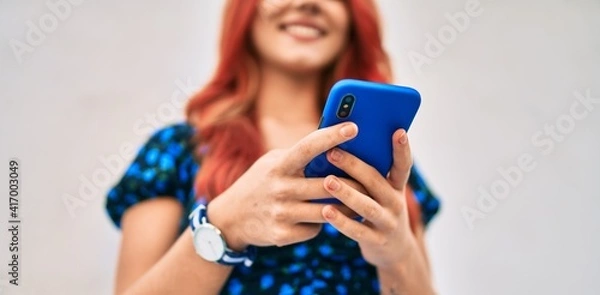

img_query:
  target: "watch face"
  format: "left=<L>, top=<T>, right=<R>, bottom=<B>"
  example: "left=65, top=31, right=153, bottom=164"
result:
left=193, top=225, right=226, bottom=262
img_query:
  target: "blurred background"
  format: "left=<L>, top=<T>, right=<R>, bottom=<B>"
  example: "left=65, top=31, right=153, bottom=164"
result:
left=1, top=0, right=599, bottom=294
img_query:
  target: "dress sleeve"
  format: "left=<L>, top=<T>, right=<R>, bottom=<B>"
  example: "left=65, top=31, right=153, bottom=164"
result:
left=105, top=124, right=196, bottom=228
left=408, top=164, right=441, bottom=227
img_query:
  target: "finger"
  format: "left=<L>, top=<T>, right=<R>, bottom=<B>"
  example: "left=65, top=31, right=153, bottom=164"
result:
left=293, top=223, right=323, bottom=243
left=288, top=177, right=368, bottom=201
left=322, top=205, right=382, bottom=244
left=339, top=178, right=369, bottom=195
left=323, top=175, right=394, bottom=231
left=281, top=122, right=358, bottom=171
left=284, top=202, right=327, bottom=223
left=273, top=223, right=322, bottom=247
left=388, top=129, right=413, bottom=191
left=326, top=148, right=394, bottom=207
left=287, top=202, right=358, bottom=223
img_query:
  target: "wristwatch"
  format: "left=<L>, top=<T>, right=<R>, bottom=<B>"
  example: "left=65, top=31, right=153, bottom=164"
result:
left=188, top=204, right=256, bottom=267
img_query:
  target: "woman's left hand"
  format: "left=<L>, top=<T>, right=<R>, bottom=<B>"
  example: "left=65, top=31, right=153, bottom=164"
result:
left=321, top=128, right=418, bottom=268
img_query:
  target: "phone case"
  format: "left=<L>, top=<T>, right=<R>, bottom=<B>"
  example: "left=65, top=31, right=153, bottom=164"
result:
left=304, top=79, right=421, bottom=182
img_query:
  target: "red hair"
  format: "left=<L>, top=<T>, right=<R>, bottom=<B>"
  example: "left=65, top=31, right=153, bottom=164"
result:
left=186, top=0, right=423, bottom=232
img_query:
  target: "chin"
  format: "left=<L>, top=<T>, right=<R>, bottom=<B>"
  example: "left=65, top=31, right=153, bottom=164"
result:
left=278, top=55, right=335, bottom=75
left=287, top=61, right=325, bottom=75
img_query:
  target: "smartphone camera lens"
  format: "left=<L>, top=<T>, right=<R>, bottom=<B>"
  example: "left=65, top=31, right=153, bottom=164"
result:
left=337, top=94, right=355, bottom=118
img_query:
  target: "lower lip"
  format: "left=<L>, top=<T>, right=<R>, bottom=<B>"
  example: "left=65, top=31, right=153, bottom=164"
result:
left=282, top=28, right=323, bottom=42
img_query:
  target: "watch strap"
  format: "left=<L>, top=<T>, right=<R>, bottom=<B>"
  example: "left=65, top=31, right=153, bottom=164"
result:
left=189, top=204, right=256, bottom=267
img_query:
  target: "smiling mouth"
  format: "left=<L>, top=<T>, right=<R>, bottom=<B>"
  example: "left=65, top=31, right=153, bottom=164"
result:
left=279, top=24, right=326, bottom=40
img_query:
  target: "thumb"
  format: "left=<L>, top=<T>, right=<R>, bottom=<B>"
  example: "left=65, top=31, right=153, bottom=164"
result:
left=388, top=129, right=413, bottom=190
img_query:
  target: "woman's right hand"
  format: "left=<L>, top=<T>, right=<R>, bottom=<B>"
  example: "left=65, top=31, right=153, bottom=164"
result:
left=207, top=122, right=359, bottom=251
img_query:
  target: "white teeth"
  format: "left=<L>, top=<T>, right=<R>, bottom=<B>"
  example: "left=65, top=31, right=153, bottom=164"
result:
left=285, top=25, right=321, bottom=38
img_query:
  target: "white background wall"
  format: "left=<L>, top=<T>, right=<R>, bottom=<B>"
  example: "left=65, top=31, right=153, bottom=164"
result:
left=0, top=0, right=599, bottom=294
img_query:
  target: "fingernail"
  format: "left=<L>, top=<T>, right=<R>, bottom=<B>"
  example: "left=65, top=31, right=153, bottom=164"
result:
left=398, top=130, right=408, bottom=145
left=329, top=149, right=343, bottom=162
left=327, top=177, right=340, bottom=191
left=340, top=123, right=357, bottom=138
left=324, top=207, right=336, bottom=219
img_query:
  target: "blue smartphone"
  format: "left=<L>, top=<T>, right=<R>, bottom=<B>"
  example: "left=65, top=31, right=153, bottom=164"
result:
left=304, top=79, right=421, bottom=187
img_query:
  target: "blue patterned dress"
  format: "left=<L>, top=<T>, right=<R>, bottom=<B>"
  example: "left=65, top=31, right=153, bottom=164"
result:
left=106, top=123, right=440, bottom=294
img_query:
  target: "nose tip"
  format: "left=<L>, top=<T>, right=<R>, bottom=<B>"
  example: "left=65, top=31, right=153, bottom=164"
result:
left=293, top=0, right=321, bottom=15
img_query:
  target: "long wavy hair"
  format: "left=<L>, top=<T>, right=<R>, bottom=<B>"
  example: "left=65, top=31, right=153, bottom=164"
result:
left=186, top=0, right=423, bottom=231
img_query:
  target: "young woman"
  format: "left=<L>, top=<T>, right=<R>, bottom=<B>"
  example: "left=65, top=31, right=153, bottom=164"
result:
left=106, top=0, right=440, bottom=294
